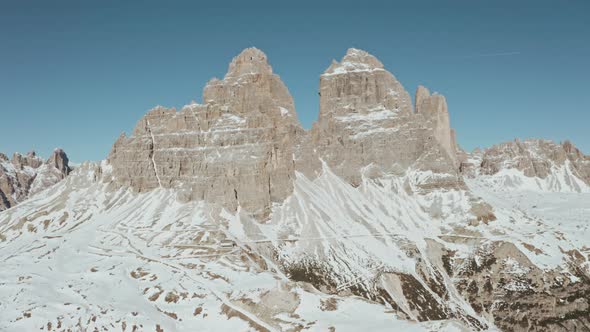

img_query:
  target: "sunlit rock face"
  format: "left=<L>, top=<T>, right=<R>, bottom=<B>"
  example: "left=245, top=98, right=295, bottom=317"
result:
left=0, top=149, right=71, bottom=210
left=305, top=48, right=462, bottom=190
left=415, top=85, right=459, bottom=167
left=108, top=48, right=302, bottom=219
left=109, top=48, right=468, bottom=220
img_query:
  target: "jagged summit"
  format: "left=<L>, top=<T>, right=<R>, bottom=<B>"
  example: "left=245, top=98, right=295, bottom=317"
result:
left=10, top=151, right=43, bottom=169
left=0, top=149, right=71, bottom=210
left=462, top=138, right=590, bottom=192
left=414, top=85, right=458, bottom=166
left=323, top=48, right=385, bottom=76
left=201, top=47, right=297, bottom=118
left=109, top=47, right=300, bottom=219
left=47, top=148, right=71, bottom=177
left=415, top=85, right=432, bottom=113
left=319, top=48, right=413, bottom=115
left=110, top=47, right=466, bottom=215
left=308, top=48, right=462, bottom=189
left=224, top=47, right=273, bottom=78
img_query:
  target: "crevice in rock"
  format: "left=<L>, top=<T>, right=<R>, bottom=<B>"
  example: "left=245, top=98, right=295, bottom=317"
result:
left=146, top=120, right=163, bottom=188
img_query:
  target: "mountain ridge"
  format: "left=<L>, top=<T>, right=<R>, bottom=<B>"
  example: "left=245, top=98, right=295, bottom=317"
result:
left=0, top=47, right=588, bottom=331
left=0, top=148, right=71, bottom=211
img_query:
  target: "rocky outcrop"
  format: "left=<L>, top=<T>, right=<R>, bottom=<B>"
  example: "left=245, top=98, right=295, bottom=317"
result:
left=108, top=48, right=302, bottom=219
left=47, top=148, right=71, bottom=177
left=108, top=47, right=467, bottom=221
left=452, top=241, right=590, bottom=331
left=481, top=139, right=589, bottom=180
left=414, top=85, right=459, bottom=167
left=306, top=48, right=462, bottom=190
left=463, top=139, right=590, bottom=191
left=109, top=47, right=472, bottom=220
left=0, top=149, right=71, bottom=210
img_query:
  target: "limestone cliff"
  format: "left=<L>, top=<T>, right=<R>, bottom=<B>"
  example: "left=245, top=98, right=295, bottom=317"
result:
left=109, top=48, right=468, bottom=221
left=306, top=48, right=462, bottom=190
left=108, top=48, right=302, bottom=219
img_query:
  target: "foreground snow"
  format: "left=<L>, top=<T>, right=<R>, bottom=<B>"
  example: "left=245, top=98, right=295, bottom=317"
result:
left=0, top=162, right=588, bottom=331
left=0, top=164, right=471, bottom=331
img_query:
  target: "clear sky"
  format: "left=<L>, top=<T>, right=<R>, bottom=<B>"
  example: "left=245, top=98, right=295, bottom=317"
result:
left=1, top=0, right=589, bottom=162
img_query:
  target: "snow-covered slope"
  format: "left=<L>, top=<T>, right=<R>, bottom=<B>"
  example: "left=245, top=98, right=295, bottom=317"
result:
left=232, top=164, right=488, bottom=327
left=468, top=157, right=590, bottom=193
left=0, top=163, right=474, bottom=331
left=1, top=159, right=588, bottom=331
left=466, top=177, right=590, bottom=271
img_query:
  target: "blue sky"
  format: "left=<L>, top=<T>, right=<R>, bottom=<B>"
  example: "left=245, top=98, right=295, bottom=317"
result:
left=1, top=0, right=589, bottom=161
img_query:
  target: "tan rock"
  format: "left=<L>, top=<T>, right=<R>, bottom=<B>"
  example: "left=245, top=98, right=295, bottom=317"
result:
left=109, top=48, right=467, bottom=218
left=47, top=148, right=71, bottom=177
left=108, top=48, right=302, bottom=219
left=414, top=85, right=458, bottom=166
left=306, top=48, right=462, bottom=190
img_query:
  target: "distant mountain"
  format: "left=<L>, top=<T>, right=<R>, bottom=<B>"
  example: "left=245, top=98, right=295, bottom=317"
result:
left=0, top=149, right=71, bottom=211
left=461, top=139, right=590, bottom=193
left=0, top=48, right=588, bottom=331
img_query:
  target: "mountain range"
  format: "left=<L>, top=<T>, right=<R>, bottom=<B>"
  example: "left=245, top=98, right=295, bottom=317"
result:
left=0, top=48, right=588, bottom=332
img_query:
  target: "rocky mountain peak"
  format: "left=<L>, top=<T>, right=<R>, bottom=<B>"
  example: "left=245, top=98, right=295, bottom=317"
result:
left=109, top=47, right=300, bottom=219
left=465, top=138, right=590, bottom=192
left=562, top=139, right=587, bottom=159
left=11, top=151, right=43, bottom=169
left=323, top=48, right=385, bottom=76
left=308, top=49, right=462, bottom=189
left=109, top=47, right=465, bottom=218
left=414, top=85, right=457, bottom=166
left=202, top=47, right=297, bottom=120
left=0, top=149, right=72, bottom=211
left=415, top=85, right=447, bottom=115
left=225, top=47, right=272, bottom=78
left=414, top=85, right=431, bottom=110
left=319, top=48, right=413, bottom=116
left=47, top=148, right=71, bottom=177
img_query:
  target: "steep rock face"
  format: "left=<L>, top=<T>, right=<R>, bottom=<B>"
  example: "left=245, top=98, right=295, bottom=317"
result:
left=0, top=149, right=71, bottom=210
left=306, top=48, right=462, bottom=190
left=46, top=148, right=71, bottom=177
left=108, top=48, right=301, bottom=219
left=415, top=85, right=458, bottom=167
